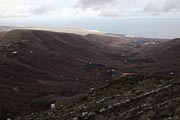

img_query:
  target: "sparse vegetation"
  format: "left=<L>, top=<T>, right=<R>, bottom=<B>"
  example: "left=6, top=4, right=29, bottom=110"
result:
left=0, top=30, right=179, bottom=120
left=14, top=74, right=180, bottom=120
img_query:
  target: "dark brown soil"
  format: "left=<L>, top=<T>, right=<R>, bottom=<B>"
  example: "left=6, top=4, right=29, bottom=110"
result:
left=0, top=29, right=179, bottom=120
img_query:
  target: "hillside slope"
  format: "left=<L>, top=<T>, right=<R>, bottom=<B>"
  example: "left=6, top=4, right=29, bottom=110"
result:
left=0, top=29, right=130, bottom=119
left=134, top=38, right=180, bottom=73
left=0, top=29, right=179, bottom=119
left=15, top=74, right=180, bottom=120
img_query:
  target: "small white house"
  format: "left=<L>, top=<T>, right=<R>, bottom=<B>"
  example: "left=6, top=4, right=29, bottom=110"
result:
left=112, top=69, right=115, bottom=72
left=170, top=72, right=174, bottom=75
left=5, top=45, right=10, bottom=47
left=82, top=112, right=88, bottom=117
left=51, top=104, right=56, bottom=109
left=13, top=51, right=18, bottom=54
left=89, top=88, right=94, bottom=92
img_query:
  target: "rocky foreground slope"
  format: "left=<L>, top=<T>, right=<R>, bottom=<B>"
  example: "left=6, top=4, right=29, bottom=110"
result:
left=15, top=74, right=180, bottom=120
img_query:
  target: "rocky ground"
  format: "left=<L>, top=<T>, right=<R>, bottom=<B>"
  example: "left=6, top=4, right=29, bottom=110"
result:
left=15, top=74, right=180, bottom=120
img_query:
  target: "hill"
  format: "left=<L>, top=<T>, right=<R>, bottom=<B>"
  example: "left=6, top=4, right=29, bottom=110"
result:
left=0, top=29, right=179, bottom=119
left=0, top=29, right=131, bottom=119
left=132, top=38, right=180, bottom=74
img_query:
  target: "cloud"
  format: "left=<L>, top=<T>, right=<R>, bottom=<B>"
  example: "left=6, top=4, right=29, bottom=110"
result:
left=0, top=0, right=180, bottom=19
left=75, top=0, right=123, bottom=17
left=74, top=0, right=145, bottom=17
left=143, top=0, right=180, bottom=15
left=99, top=9, right=122, bottom=17
left=0, top=0, right=54, bottom=18
left=75, top=0, right=119, bottom=10
left=75, top=0, right=180, bottom=17
left=0, top=0, right=22, bottom=18
left=26, top=5, right=54, bottom=15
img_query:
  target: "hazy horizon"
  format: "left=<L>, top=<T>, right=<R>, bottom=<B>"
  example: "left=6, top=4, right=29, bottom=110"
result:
left=0, top=0, right=180, bottom=38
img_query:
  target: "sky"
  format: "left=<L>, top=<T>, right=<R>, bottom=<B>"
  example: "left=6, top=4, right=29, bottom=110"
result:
left=0, top=0, right=180, bottom=38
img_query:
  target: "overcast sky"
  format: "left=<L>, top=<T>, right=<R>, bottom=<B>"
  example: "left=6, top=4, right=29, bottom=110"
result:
left=0, top=0, right=180, bottom=38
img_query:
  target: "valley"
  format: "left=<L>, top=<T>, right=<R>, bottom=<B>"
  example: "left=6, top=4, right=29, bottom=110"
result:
left=0, top=28, right=179, bottom=120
